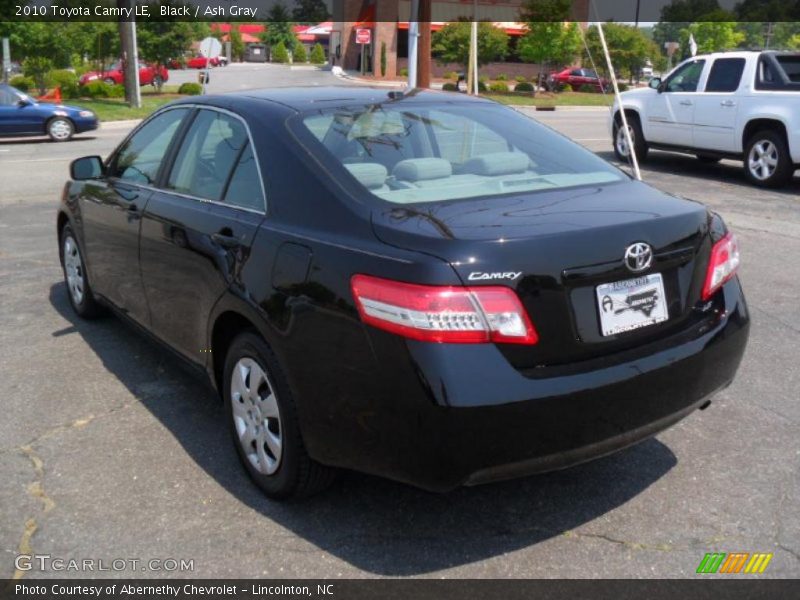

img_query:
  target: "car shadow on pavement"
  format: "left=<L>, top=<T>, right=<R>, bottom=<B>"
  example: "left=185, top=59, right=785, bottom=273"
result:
left=50, top=282, right=678, bottom=576
left=600, top=150, right=800, bottom=195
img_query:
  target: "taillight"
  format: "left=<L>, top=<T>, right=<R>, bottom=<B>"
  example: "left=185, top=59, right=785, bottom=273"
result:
left=702, top=232, right=740, bottom=301
left=350, top=274, right=538, bottom=345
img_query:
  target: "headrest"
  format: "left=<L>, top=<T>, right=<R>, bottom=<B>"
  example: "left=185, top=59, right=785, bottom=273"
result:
left=462, top=152, right=531, bottom=176
left=393, top=158, right=452, bottom=182
left=344, top=163, right=388, bottom=190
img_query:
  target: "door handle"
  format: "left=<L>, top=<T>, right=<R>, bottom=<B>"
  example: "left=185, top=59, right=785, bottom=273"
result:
left=679, top=100, right=693, bottom=106
left=720, top=100, right=736, bottom=107
left=212, top=231, right=242, bottom=249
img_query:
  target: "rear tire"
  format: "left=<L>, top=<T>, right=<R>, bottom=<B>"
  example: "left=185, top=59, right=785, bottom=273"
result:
left=613, top=113, right=648, bottom=163
left=744, top=130, right=794, bottom=188
left=60, top=224, right=103, bottom=318
left=223, top=331, right=336, bottom=499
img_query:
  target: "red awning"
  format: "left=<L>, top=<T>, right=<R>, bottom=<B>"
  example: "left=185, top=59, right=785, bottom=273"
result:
left=397, top=21, right=526, bottom=36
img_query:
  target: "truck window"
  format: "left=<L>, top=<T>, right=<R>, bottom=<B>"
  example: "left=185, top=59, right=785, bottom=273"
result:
left=665, top=60, right=705, bottom=92
left=705, top=58, right=746, bottom=93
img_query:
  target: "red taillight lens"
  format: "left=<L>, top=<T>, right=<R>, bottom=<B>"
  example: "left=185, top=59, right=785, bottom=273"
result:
left=350, top=274, right=538, bottom=345
left=702, top=232, right=740, bottom=301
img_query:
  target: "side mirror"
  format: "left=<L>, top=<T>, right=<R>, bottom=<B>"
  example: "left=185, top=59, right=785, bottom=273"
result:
left=648, top=77, right=662, bottom=90
left=71, top=156, right=105, bottom=180
left=17, top=98, right=32, bottom=107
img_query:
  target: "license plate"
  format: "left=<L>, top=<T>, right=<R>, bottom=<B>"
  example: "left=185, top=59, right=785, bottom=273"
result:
left=596, top=273, right=668, bottom=336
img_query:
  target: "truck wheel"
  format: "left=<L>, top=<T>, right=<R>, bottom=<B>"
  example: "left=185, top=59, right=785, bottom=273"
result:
left=223, top=332, right=337, bottom=499
left=744, top=130, right=794, bottom=188
left=613, top=114, right=648, bottom=163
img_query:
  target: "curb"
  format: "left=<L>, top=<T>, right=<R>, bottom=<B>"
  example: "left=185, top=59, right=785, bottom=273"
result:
left=99, top=119, right=143, bottom=128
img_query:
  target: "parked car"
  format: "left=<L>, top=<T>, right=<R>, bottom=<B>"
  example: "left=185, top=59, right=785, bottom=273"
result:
left=549, top=67, right=608, bottom=91
left=611, top=51, right=800, bottom=188
left=186, top=55, right=221, bottom=69
left=79, top=61, right=168, bottom=87
left=58, top=88, right=749, bottom=499
left=0, top=83, right=98, bottom=141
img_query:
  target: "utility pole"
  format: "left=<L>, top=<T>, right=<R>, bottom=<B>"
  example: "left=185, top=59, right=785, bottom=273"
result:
left=407, top=0, right=419, bottom=89
left=118, top=0, right=141, bottom=108
left=417, top=0, right=431, bottom=88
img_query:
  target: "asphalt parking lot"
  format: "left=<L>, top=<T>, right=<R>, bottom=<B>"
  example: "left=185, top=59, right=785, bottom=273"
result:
left=1, top=81, right=799, bottom=579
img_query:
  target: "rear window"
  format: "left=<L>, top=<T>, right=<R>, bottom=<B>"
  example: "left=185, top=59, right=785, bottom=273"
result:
left=296, top=103, right=625, bottom=205
left=776, top=55, right=800, bottom=83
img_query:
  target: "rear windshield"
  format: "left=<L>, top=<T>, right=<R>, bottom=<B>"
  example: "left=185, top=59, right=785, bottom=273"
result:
left=776, top=55, right=800, bottom=83
left=297, top=102, right=625, bottom=205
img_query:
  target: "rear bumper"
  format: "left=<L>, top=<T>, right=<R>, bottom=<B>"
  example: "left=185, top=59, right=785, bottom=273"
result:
left=304, top=278, right=749, bottom=492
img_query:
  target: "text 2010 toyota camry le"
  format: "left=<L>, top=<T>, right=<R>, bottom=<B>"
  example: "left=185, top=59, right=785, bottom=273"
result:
left=57, top=88, right=749, bottom=498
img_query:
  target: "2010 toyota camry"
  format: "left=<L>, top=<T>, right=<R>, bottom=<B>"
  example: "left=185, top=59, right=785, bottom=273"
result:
left=57, top=88, right=749, bottom=498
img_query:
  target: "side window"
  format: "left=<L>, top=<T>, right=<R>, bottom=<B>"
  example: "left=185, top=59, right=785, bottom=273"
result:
left=429, top=109, right=509, bottom=167
left=110, top=108, right=188, bottom=184
left=0, top=86, right=17, bottom=106
left=167, top=109, right=248, bottom=201
left=665, top=60, right=706, bottom=92
left=705, top=58, right=745, bottom=93
left=223, top=143, right=265, bottom=211
left=570, top=69, right=582, bottom=77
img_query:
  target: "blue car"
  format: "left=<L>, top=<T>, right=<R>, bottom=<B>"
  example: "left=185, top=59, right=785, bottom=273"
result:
left=0, top=83, right=98, bottom=142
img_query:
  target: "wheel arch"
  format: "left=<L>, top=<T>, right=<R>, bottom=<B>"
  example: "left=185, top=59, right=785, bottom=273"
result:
left=208, top=307, right=264, bottom=397
left=743, top=118, right=788, bottom=150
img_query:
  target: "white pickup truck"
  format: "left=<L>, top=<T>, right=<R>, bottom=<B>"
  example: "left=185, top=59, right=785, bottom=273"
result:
left=610, top=51, right=800, bottom=188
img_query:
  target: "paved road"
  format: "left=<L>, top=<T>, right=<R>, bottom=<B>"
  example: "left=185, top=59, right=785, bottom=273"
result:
left=1, top=91, right=798, bottom=579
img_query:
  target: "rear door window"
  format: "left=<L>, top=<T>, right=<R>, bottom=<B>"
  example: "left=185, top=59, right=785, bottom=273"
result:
left=110, top=108, right=189, bottom=185
left=705, top=58, right=745, bottom=92
left=222, top=143, right=265, bottom=211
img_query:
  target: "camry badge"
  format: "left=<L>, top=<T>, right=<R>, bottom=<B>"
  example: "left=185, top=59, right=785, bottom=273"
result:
left=624, top=243, right=653, bottom=273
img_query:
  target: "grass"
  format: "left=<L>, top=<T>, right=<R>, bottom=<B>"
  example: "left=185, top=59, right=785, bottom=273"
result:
left=486, top=91, right=615, bottom=108
left=67, top=86, right=185, bottom=121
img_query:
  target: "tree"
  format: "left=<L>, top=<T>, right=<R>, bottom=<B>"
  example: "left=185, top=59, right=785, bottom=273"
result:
left=262, top=2, right=297, bottom=52
left=519, top=0, right=573, bottom=21
left=584, top=24, right=660, bottom=82
left=518, top=22, right=581, bottom=74
left=678, top=21, right=745, bottom=55
left=292, top=0, right=330, bottom=23
left=734, top=0, right=800, bottom=21
left=229, top=25, right=245, bottom=62
left=310, top=43, right=326, bottom=65
left=293, top=43, right=308, bottom=63
left=271, top=41, right=290, bottom=64
left=432, top=21, right=509, bottom=70
left=138, top=17, right=210, bottom=91
left=23, top=57, right=54, bottom=95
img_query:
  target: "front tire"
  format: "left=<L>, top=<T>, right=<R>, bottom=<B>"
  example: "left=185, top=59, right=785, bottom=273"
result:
left=60, top=225, right=103, bottom=318
left=48, top=117, right=74, bottom=142
left=744, top=130, right=794, bottom=188
left=613, top=114, right=648, bottom=163
left=223, top=332, right=336, bottom=499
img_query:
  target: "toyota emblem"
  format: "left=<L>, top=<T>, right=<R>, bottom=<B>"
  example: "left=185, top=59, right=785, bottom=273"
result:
left=624, top=243, right=653, bottom=273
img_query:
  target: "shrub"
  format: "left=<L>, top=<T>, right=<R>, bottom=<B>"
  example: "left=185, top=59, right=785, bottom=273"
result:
left=310, top=43, right=326, bottom=65
left=81, top=80, right=113, bottom=98
left=445, top=71, right=459, bottom=80
left=477, top=80, right=487, bottom=92
left=23, top=56, right=54, bottom=95
left=578, top=84, right=597, bottom=93
left=442, top=82, right=459, bottom=92
left=618, top=83, right=629, bottom=92
left=495, top=73, right=507, bottom=81
left=48, top=69, right=80, bottom=99
left=9, top=75, right=35, bottom=92
left=178, top=82, right=203, bottom=95
left=515, top=75, right=527, bottom=83
left=271, top=41, right=289, bottom=64
left=489, top=82, right=509, bottom=93
left=561, top=83, right=573, bottom=93
left=514, top=81, right=534, bottom=92
left=399, top=67, right=408, bottom=77
left=293, top=43, right=308, bottom=64
left=380, top=42, right=387, bottom=76
left=478, top=75, right=488, bottom=84
left=109, top=84, right=125, bottom=98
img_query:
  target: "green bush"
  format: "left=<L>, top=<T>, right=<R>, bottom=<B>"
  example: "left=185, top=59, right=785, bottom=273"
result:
left=81, top=80, right=113, bottom=98
left=478, top=75, right=488, bottom=84
left=442, top=82, right=459, bottom=92
left=399, top=67, right=408, bottom=77
left=9, top=75, right=35, bottom=92
left=445, top=71, right=459, bottom=80
left=618, top=83, right=629, bottom=92
left=271, top=41, right=289, bottom=64
left=514, top=81, right=534, bottom=92
left=23, top=56, right=54, bottom=95
left=578, top=84, right=597, bottom=93
left=178, top=82, right=203, bottom=95
left=561, top=83, right=573, bottom=93
left=515, top=75, right=527, bottom=83
left=293, top=43, right=308, bottom=64
left=309, top=43, right=326, bottom=65
left=48, top=70, right=80, bottom=99
left=489, top=82, right=509, bottom=93
left=477, top=80, right=487, bottom=92
left=495, top=73, right=507, bottom=81
left=109, top=84, right=125, bottom=98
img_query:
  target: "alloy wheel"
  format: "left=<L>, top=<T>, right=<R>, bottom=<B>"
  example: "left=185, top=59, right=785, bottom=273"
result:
left=49, top=119, right=72, bottom=141
left=616, top=124, right=634, bottom=158
left=748, top=140, right=778, bottom=181
left=230, top=357, right=283, bottom=475
left=63, top=235, right=84, bottom=305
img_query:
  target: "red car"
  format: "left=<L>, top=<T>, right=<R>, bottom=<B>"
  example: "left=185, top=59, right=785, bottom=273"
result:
left=549, top=67, right=608, bottom=91
left=79, top=61, right=169, bottom=87
left=186, top=55, right=221, bottom=69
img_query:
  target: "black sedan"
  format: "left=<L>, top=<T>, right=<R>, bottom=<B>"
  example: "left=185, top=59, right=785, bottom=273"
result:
left=57, top=88, right=749, bottom=498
